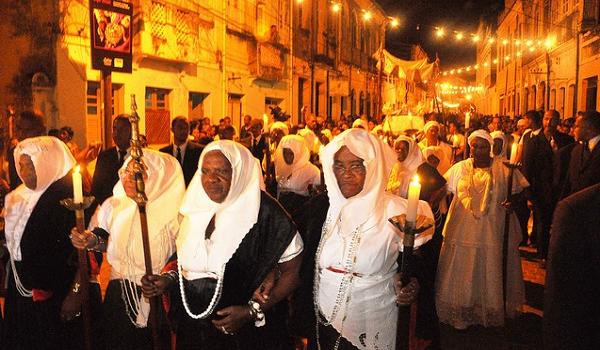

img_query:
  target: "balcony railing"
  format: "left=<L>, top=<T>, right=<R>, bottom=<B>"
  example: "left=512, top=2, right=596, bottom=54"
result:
left=249, top=40, right=287, bottom=81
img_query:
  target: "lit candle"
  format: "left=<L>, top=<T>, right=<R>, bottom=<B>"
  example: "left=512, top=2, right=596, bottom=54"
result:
left=465, top=112, right=471, bottom=129
left=73, top=165, right=83, bottom=204
left=452, top=134, right=460, bottom=148
left=406, top=174, right=421, bottom=223
left=509, top=142, right=518, bottom=164
left=263, top=113, right=269, bottom=130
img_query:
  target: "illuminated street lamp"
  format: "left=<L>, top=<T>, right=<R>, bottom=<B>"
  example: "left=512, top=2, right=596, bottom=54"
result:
left=435, top=27, right=445, bottom=38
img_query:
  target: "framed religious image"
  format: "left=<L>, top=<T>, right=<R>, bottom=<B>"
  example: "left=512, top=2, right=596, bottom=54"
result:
left=90, top=0, right=133, bottom=73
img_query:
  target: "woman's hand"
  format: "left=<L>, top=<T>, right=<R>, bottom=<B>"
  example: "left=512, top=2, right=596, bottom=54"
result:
left=394, top=273, right=419, bottom=306
left=70, top=227, right=97, bottom=250
left=212, top=305, right=254, bottom=334
left=253, top=268, right=277, bottom=304
left=140, top=274, right=173, bottom=298
left=60, top=289, right=82, bottom=322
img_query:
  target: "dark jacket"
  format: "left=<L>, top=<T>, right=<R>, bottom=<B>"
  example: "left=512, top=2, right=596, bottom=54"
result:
left=91, top=147, right=124, bottom=207
left=159, top=141, right=204, bottom=187
left=561, top=141, right=600, bottom=198
left=544, top=183, right=600, bottom=350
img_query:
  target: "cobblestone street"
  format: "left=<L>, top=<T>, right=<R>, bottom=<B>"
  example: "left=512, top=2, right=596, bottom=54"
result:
left=440, top=246, right=545, bottom=349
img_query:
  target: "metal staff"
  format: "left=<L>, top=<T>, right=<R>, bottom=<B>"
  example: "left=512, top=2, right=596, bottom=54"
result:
left=60, top=196, right=95, bottom=350
left=389, top=217, right=432, bottom=350
left=129, top=95, right=162, bottom=350
left=502, top=162, right=518, bottom=320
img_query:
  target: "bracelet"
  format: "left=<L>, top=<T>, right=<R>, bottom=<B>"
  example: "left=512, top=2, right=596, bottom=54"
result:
left=161, top=270, right=178, bottom=284
left=72, top=282, right=81, bottom=294
left=88, top=233, right=105, bottom=252
left=247, top=300, right=266, bottom=327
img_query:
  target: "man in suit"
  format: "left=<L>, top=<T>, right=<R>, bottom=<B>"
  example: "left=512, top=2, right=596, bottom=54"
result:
left=561, top=110, right=600, bottom=198
left=91, top=115, right=132, bottom=206
left=248, top=118, right=268, bottom=161
left=544, top=183, right=600, bottom=350
left=159, top=116, right=203, bottom=187
left=523, top=110, right=574, bottom=263
left=519, top=110, right=542, bottom=246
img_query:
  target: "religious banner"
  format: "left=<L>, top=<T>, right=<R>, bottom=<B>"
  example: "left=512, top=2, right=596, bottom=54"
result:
left=90, top=0, right=133, bottom=73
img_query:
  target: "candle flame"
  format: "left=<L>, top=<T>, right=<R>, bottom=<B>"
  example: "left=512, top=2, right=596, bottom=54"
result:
left=411, top=174, right=420, bottom=184
left=74, top=165, right=81, bottom=174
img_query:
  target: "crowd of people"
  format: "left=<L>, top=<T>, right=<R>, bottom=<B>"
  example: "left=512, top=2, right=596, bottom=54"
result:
left=0, top=105, right=599, bottom=350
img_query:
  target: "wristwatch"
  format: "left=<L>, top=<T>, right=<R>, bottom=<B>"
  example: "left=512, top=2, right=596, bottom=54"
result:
left=248, top=300, right=266, bottom=327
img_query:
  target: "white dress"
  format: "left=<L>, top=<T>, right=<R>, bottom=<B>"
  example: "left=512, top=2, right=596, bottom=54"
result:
left=436, top=158, right=528, bottom=329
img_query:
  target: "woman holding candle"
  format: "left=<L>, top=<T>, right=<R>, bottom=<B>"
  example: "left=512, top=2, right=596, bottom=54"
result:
left=436, top=130, right=529, bottom=330
left=292, top=128, right=434, bottom=349
left=1, top=136, right=85, bottom=348
left=70, top=149, right=185, bottom=349
left=387, top=135, right=424, bottom=198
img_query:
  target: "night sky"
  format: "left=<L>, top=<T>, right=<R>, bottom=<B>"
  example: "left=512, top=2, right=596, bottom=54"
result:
left=378, top=0, right=505, bottom=69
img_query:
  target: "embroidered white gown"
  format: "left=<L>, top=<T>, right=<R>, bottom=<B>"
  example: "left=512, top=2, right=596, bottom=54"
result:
left=436, top=158, right=528, bottom=329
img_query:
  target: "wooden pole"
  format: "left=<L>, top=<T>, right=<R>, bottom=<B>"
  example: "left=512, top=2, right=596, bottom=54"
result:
left=502, top=163, right=516, bottom=320
left=75, top=207, right=92, bottom=350
left=129, top=95, right=162, bottom=350
left=102, top=71, right=113, bottom=150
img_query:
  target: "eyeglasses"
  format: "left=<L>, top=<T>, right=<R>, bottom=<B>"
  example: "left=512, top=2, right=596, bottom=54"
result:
left=332, top=163, right=366, bottom=176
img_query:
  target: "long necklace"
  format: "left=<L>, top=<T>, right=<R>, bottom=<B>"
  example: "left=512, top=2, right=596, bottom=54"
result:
left=467, top=163, right=493, bottom=219
left=178, top=262, right=226, bottom=319
left=313, top=215, right=363, bottom=350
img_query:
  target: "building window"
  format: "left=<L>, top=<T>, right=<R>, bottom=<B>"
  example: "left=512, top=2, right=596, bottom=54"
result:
left=585, top=76, right=598, bottom=111
left=567, top=84, right=575, bottom=117
left=551, top=89, right=556, bottom=109
left=189, top=92, right=208, bottom=120
left=265, top=97, right=282, bottom=114
left=145, top=87, right=171, bottom=144
left=559, top=87, right=566, bottom=117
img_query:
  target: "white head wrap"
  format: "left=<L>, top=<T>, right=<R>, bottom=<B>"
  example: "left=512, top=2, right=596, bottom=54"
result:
left=490, top=130, right=507, bottom=158
left=321, top=128, right=396, bottom=234
left=352, top=119, right=368, bottom=130
left=394, top=135, right=424, bottom=173
left=468, top=129, right=495, bottom=157
left=297, top=128, right=320, bottom=153
left=177, top=140, right=262, bottom=279
left=274, top=134, right=311, bottom=180
left=4, top=136, right=76, bottom=261
left=103, top=149, right=185, bottom=281
left=269, top=121, right=289, bottom=135
left=423, top=120, right=441, bottom=135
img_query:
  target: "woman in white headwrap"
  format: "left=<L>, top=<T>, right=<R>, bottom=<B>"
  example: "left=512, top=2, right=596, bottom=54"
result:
left=418, top=121, right=453, bottom=174
left=387, top=135, right=424, bottom=198
left=274, top=134, right=322, bottom=214
left=490, top=130, right=508, bottom=159
left=70, top=149, right=185, bottom=349
left=145, top=140, right=302, bottom=349
left=436, top=130, right=529, bottom=330
left=2, top=136, right=84, bottom=348
left=294, top=128, right=434, bottom=350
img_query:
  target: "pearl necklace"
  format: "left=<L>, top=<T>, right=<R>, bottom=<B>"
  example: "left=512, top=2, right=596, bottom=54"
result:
left=178, top=262, right=226, bottom=319
left=313, top=215, right=363, bottom=350
left=467, top=164, right=493, bottom=219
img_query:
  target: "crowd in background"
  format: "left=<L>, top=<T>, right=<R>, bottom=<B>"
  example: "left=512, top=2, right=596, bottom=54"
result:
left=0, top=104, right=599, bottom=350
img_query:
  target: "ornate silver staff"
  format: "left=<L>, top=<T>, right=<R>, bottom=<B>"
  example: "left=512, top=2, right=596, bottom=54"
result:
left=129, top=95, right=162, bottom=350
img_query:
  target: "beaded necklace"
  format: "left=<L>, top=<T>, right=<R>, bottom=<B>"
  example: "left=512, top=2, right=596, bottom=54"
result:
left=467, top=163, right=493, bottom=219
left=313, top=215, right=364, bottom=350
left=178, top=262, right=226, bottom=319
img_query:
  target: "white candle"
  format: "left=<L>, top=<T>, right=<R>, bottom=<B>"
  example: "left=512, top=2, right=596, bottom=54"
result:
left=509, top=142, right=518, bottom=164
left=452, top=134, right=459, bottom=148
left=263, top=113, right=269, bottom=130
left=73, top=165, right=83, bottom=204
left=406, top=174, right=421, bottom=223
left=465, top=112, right=471, bottom=129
